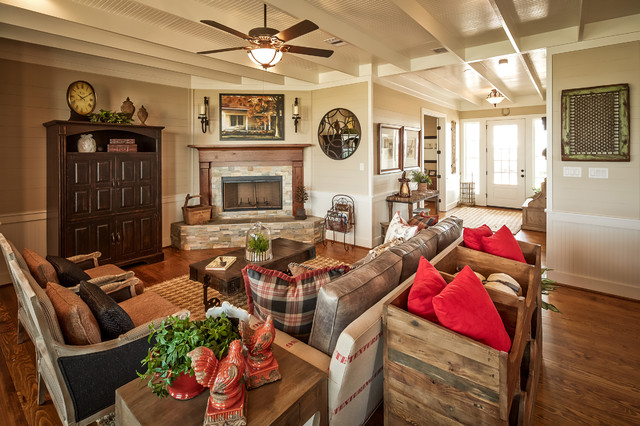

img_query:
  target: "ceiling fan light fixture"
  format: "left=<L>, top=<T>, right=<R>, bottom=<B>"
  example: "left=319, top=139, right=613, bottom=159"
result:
left=248, top=47, right=283, bottom=69
left=486, top=89, right=505, bottom=106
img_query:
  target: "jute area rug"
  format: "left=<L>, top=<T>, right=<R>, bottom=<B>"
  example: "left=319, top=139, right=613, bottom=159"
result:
left=446, top=206, right=522, bottom=234
left=148, top=256, right=346, bottom=321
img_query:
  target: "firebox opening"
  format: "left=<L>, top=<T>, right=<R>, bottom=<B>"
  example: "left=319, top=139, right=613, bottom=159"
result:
left=222, top=176, right=283, bottom=211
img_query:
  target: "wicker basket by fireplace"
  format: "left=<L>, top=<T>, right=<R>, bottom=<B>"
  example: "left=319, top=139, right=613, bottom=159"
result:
left=182, top=194, right=212, bottom=225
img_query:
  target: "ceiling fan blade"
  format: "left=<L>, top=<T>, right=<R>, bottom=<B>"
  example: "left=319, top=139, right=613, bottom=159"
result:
left=201, top=20, right=250, bottom=40
left=285, top=45, right=334, bottom=58
left=275, top=20, right=318, bottom=42
left=197, top=47, right=246, bottom=55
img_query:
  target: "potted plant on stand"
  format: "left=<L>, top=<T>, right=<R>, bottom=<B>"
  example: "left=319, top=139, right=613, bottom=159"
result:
left=295, top=185, right=309, bottom=220
left=138, top=314, right=241, bottom=399
left=411, top=170, right=432, bottom=192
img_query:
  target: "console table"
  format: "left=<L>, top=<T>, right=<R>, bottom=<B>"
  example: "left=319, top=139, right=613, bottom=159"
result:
left=115, top=343, right=327, bottom=426
left=386, top=190, right=439, bottom=220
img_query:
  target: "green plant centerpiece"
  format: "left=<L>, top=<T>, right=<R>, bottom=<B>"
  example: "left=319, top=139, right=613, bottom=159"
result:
left=411, top=170, right=432, bottom=191
left=294, top=185, right=309, bottom=220
left=245, top=222, right=273, bottom=262
left=138, top=313, right=240, bottom=398
left=88, top=109, right=133, bottom=124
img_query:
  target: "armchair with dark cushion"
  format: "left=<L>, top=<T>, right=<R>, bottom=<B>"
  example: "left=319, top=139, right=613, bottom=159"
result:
left=1, top=233, right=188, bottom=426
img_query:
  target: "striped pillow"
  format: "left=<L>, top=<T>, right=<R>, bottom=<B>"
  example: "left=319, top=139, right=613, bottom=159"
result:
left=242, top=264, right=349, bottom=342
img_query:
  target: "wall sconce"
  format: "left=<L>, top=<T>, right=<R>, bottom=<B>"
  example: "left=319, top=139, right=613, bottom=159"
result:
left=198, top=96, right=209, bottom=133
left=292, top=97, right=301, bottom=133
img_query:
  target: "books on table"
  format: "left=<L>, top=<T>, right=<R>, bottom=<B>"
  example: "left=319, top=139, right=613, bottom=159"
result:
left=205, top=256, right=236, bottom=271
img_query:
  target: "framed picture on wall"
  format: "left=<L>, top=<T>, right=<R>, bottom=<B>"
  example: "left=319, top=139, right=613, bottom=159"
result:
left=219, top=94, right=285, bottom=140
left=378, top=124, right=402, bottom=174
left=428, top=169, right=437, bottom=177
left=402, top=126, right=422, bottom=171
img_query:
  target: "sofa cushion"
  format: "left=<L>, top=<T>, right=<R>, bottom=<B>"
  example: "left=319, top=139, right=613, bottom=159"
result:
left=481, top=225, right=526, bottom=263
left=79, top=281, right=135, bottom=340
left=351, top=238, right=403, bottom=270
left=308, top=250, right=403, bottom=355
left=428, top=216, right=463, bottom=253
left=407, top=257, right=447, bottom=322
left=463, top=224, right=493, bottom=251
left=22, top=248, right=59, bottom=288
left=119, top=291, right=181, bottom=327
left=243, top=265, right=350, bottom=342
left=46, top=282, right=101, bottom=345
left=46, top=255, right=91, bottom=286
left=384, top=212, right=418, bottom=243
left=433, top=265, right=511, bottom=352
left=389, top=229, right=438, bottom=282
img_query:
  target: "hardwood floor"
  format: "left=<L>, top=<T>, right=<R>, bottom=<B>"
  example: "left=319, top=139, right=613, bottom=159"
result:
left=1, top=229, right=638, bottom=425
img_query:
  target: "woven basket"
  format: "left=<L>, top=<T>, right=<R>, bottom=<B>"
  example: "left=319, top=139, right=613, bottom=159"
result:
left=182, top=194, right=211, bottom=225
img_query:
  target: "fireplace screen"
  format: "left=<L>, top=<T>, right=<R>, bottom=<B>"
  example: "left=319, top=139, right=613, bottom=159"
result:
left=222, top=176, right=283, bottom=211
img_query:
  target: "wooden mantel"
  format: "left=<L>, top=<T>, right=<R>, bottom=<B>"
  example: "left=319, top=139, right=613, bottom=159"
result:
left=189, top=144, right=312, bottom=215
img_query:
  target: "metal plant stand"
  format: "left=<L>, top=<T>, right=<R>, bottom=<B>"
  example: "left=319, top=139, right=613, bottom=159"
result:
left=323, top=194, right=355, bottom=251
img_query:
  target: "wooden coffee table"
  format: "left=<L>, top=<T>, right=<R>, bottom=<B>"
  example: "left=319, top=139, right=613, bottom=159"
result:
left=115, top=343, right=327, bottom=426
left=189, top=238, right=316, bottom=309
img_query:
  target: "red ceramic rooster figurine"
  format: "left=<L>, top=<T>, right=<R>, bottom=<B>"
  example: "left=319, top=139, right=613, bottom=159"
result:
left=187, top=340, right=247, bottom=426
left=240, top=315, right=281, bottom=389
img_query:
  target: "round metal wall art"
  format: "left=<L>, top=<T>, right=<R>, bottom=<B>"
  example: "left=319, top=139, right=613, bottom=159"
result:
left=317, top=108, right=361, bottom=160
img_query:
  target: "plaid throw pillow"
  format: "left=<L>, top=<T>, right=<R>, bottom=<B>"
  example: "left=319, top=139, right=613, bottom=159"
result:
left=242, top=264, right=350, bottom=342
left=408, top=214, right=436, bottom=230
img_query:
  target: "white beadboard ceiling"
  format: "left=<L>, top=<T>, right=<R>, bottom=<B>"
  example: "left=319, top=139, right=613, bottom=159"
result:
left=1, top=0, right=639, bottom=109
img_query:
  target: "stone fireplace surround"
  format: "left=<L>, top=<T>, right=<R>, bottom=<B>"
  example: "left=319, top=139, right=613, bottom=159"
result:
left=171, top=144, right=322, bottom=250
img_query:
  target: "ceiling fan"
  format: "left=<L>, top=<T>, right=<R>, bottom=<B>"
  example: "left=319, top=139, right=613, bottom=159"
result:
left=198, top=4, right=333, bottom=69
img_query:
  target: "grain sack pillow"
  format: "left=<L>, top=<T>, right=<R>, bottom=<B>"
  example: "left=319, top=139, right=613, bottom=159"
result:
left=481, top=225, right=526, bottom=263
left=79, top=281, right=135, bottom=340
left=242, top=264, right=349, bottom=342
left=46, top=255, right=91, bottom=286
left=288, top=262, right=314, bottom=277
left=433, top=265, right=511, bottom=352
left=407, top=257, right=447, bottom=322
left=46, top=282, right=101, bottom=345
left=463, top=224, right=493, bottom=251
left=385, top=212, right=419, bottom=244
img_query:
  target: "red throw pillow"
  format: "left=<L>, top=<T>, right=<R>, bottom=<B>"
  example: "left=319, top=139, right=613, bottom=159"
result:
left=481, top=225, right=526, bottom=263
left=432, top=266, right=511, bottom=352
left=407, top=257, right=447, bottom=322
left=463, top=224, right=493, bottom=251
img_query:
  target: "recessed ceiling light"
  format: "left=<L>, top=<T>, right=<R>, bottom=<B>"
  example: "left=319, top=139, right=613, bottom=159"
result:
left=499, top=58, right=508, bottom=66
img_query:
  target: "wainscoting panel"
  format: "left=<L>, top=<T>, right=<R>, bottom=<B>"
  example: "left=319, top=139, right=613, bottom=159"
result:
left=547, top=211, right=640, bottom=300
left=310, top=191, right=372, bottom=249
left=0, top=211, right=47, bottom=286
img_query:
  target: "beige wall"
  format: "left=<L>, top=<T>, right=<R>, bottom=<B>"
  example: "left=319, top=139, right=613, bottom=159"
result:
left=547, top=40, right=640, bottom=300
left=0, top=39, right=192, bottom=284
left=552, top=41, right=640, bottom=218
left=459, top=105, right=545, bottom=120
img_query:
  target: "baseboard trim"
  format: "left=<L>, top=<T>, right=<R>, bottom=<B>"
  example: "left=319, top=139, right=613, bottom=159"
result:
left=548, top=270, right=640, bottom=301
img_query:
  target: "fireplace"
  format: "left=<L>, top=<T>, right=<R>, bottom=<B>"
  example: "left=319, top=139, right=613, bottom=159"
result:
left=222, top=176, right=283, bottom=211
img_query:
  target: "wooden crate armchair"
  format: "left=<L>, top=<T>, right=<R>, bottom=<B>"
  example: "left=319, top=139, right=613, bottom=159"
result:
left=2, top=235, right=189, bottom=426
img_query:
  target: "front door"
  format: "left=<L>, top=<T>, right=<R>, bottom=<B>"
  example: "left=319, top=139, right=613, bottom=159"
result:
left=486, top=119, right=526, bottom=208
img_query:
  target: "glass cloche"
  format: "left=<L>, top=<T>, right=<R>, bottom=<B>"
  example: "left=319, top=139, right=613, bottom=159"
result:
left=245, top=222, right=273, bottom=263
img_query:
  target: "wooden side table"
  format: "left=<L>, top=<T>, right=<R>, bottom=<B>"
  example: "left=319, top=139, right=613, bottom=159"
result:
left=386, top=190, right=439, bottom=220
left=115, top=344, right=327, bottom=426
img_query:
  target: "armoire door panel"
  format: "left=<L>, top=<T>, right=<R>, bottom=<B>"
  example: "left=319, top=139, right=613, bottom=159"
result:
left=118, top=187, right=136, bottom=209
left=139, top=158, right=153, bottom=181
left=70, top=160, right=91, bottom=185
left=95, top=188, right=112, bottom=212
left=118, top=159, right=136, bottom=183
left=139, top=215, right=154, bottom=251
left=139, top=184, right=153, bottom=208
left=71, top=190, right=91, bottom=216
left=95, top=159, right=113, bottom=183
left=117, top=217, right=137, bottom=258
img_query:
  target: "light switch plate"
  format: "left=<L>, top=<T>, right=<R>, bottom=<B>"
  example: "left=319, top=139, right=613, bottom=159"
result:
left=563, top=166, right=582, bottom=177
left=359, top=163, right=365, bottom=171
left=589, top=168, right=608, bottom=179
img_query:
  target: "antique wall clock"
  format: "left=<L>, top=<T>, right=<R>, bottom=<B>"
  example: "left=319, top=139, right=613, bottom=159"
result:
left=66, top=80, right=96, bottom=121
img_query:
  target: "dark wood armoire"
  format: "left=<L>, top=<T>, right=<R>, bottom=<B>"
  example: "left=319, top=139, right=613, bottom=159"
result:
left=44, top=120, right=164, bottom=266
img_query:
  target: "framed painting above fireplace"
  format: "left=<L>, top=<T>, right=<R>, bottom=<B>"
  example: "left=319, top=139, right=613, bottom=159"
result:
left=220, top=94, right=285, bottom=140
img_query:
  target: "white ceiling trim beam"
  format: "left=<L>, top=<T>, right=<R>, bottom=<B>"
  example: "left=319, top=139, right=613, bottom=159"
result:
left=130, top=0, right=359, bottom=77
left=487, top=0, right=544, bottom=101
left=389, top=0, right=466, bottom=62
left=468, top=62, right=515, bottom=102
left=576, top=0, right=585, bottom=42
left=410, top=52, right=462, bottom=72
left=413, top=72, right=485, bottom=106
left=0, top=23, right=241, bottom=85
left=265, top=0, right=411, bottom=71
left=0, top=1, right=288, bottom=85
left=374, top=77, right=458, bottom=110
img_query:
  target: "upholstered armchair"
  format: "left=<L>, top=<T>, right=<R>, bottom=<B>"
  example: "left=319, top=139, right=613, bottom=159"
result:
left=0, top=233, right=188, bottom=426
